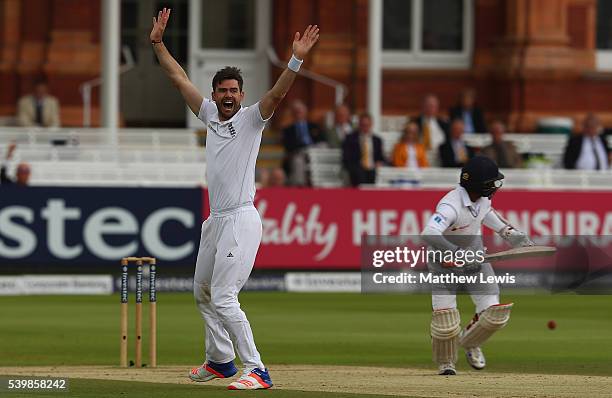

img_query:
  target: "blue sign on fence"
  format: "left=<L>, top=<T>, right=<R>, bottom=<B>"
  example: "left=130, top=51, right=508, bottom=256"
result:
left=0, top=187, right=203, bottom=271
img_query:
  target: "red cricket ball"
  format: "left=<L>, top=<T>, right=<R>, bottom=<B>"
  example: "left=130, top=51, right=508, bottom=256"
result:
left=547, top=320, right=557, bottom=330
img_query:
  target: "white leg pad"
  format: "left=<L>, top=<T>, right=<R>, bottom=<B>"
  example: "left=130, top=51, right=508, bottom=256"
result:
left=459, top=303, right=513, bottom=348
left=431, top=308, right=461, bottom=364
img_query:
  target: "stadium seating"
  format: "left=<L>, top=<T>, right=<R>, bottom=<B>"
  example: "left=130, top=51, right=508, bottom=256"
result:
left=2, top=127, right=611, bottom=189
left=0, top=127, right=199, bottom=147
left=308, top=132, right=612, bottom=189
left=376, top=131, right=578, bottom=166
left=0, top=127, right=206, bottom=186
left=374, top=167, right=612, bottom=190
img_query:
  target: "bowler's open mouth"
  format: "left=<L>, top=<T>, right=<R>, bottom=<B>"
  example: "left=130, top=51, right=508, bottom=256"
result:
left=222, top=100, right=234, bottom=111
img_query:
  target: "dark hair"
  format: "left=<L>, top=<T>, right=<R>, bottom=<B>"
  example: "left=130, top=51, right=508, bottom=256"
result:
left=33, top=77, right=48, bottom=87
left=212, top=66, right=243, bottom=91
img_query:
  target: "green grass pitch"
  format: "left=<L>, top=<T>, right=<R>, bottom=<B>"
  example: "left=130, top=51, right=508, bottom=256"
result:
left=0, top=292, right=610, bottom=397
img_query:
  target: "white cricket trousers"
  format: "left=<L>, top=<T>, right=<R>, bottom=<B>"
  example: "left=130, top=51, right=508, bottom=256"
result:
left=431, top=263, right=500, bottom=313
left=193, top=204, right=265, bottom=370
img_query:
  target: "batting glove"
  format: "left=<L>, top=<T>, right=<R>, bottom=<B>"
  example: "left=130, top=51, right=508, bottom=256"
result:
left=498, top=226, right=535, bottom=248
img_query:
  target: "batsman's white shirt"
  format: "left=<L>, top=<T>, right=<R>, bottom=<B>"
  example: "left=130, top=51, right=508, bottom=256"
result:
left=432, top=186, right=489, bottom=234
left=193, top=99, right=270, bottom=370
left=426, top=185, right=506, bottom=238
left=424, top=186, right=500, bottom=312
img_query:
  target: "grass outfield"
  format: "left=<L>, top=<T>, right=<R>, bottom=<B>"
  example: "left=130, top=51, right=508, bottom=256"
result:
left=0, top=292, right=611, bottom=397
left=1, top=292, right=611, bottom=373
left=0, top=378, right=395, bottom=398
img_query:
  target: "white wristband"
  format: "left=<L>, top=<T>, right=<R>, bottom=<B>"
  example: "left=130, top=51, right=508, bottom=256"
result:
left=288, top=54, right=303, bottom=72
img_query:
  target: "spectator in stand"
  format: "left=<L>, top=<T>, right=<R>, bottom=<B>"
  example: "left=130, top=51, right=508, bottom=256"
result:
left=481, top=120, right=522, bottom=168
left=342, top=113, right=385, bottom=186
left=17, top=79, right=61, bottom=127
left=257, top=168, right=270, bottom=188
left=563, top=113, right=611, bottom=170
left=449, top=88, right=487, bottom=134
left=257, top=167, right=286, bottom=188
left=1, top=143, right=31, bottom=186
left=326, top=103, right=353, bottom=148
left=439, top=119, right=475, bottom=168
left=282, top=100, right=325, bottom=185
left=414, top=94, right=449, bottom=151
left=391, top=121, right=429, bottom=169
left=268, top=167, right=286, bottom=187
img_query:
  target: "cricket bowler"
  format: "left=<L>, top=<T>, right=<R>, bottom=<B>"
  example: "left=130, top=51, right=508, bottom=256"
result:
left=150, top=8, right=319, bottom=390
left=421, top=156, right=534, bottom=375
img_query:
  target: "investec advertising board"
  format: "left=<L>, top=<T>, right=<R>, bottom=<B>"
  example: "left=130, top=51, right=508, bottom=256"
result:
left=0, top=187, right=202, bottom=272
left=1, top=187, right=611, bottom=272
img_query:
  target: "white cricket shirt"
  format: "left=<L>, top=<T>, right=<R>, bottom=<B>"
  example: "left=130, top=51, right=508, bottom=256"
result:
left=422, top=185, right=494, bottom=250
left=427, top=185, right=491, bottom=236
left=198, top=99, right=270, bottom=212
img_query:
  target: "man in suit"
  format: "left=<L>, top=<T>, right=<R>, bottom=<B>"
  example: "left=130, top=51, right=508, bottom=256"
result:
left=414, top=94, right=449, bottom=153
left=282, top=100, right=325, bottom=152
left=17, top=79, right=61, bottom=127
left=326, top=103, right=353, bottom=148
left=563, top=114, right=611, bottom=170
left=282, top=100, right=325, bottom=185
left=481, top=121, right=522, bottom=168
left=439, top=119, right=475, bottom=168
left=1, top=143, right=31, bottom=187
left=342, top=113, right=385, bottom=186
left=449, top=88, right=487, bottom=134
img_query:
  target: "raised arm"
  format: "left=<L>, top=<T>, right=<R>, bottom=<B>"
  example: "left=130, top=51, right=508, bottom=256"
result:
left=151, top=8, right=202, bottom=116
left=1, top=143, right=16, bottom=184
left=259, top=25, right=320, bottom=120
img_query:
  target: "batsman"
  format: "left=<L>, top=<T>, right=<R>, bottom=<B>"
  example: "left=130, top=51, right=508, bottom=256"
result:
left=421, top=156, right=534, bottom=375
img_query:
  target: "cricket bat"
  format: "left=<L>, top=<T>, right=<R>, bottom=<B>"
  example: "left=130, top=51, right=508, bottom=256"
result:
left=484, top=246, right=556, bottom=263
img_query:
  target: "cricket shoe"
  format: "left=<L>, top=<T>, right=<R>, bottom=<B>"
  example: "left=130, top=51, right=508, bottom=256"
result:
left=438, top=362, right=457, bottom=376
left=227, top=368, right=273, bottom=390
left=465, top=346, right=486, bottom=370
left=189, top=360, right=238, bottom=382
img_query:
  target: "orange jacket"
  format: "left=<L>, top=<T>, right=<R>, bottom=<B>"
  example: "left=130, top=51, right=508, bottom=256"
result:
left=391, top=143, right=429, bottom=168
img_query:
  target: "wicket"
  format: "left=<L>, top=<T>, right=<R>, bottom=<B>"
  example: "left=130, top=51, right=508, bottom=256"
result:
left=120, top=256, right=157, bottom=368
